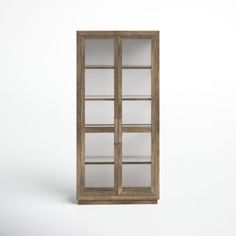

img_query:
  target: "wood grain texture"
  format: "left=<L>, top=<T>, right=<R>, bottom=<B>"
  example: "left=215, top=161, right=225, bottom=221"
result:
left=77, top=31, right=159, bottom=204
left=84, top=124, right=114, bottom=133
left=115, top=36, right=122, bottom=194
left=76, top=33, right=85, bottom=198
left=77, top=31, right=158, bottom=39
left=122, top=65, right=151, bottom=69
left=85, top=161, right=151, bottom=165
left=85, top=95, right=151, bottom=101
left=85, top=65, right=151, bottom=69
left=114, top=37, right=119, bottom=194
left=85, top=65, right=114, bottom=69
left=79, top=200, right=157, bottom=204
left=151, top=32, right=159, bottom=197
left=122, top=124, right=151, bottom=132
left=78, top=194, right=157, bottom=201
left=80, top=36, right=85, bottom=193
left=85, top=155, right=151, bottom=164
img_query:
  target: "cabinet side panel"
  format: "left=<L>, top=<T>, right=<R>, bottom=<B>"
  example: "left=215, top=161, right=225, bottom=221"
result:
left=77, top=33, right=85, bottom=199
left=151, top=32, right=159, bottom=197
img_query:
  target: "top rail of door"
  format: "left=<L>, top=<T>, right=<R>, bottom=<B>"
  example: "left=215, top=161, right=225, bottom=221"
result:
left=77, top=31, right=159, bottom=39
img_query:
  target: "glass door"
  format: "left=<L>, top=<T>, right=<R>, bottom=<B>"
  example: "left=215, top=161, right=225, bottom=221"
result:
left=120, top=38, right=154, bottom=195
left=83, top=38, right=115, bottom=193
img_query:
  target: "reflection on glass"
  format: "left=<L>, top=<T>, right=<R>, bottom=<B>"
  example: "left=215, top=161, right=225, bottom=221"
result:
left=122, top=101, right=151, bottom=124
left=122, top=39, right=151, bottom=65
left=85, top=101, right=114, bottom=124
left=85, top=165, right=114, bottom=187
left=122, top=164, right=151, bottom=187
left=85, top=133, right=114, bottom=157
left=85, top=39, right=114, bottom=65
left=122, top=133, right=151, bottom=157
left=122, top=69, right=151, bottom=96
left=85, top=69, right=114, bottom=96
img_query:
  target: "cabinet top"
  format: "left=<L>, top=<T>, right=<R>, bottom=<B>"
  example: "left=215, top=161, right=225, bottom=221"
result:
left=77, top=31, right=159, bottom=38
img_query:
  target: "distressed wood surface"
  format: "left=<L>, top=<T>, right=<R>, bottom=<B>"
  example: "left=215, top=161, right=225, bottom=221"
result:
left=151, top=32, right=159, bottom=197
left=79, top=193, right=157, bottom=200
left=122, top=124, right=151, bottom=132
left=78, top=31, right=158, bottom=39
left=76, top=33, right=85, bottom=198
left=114, top=36, right=122, bottom=194
left=84, top=124, right=114, bottom=133
left=85, top=95, right=151, bottom=101
left=85, top=161, right=151, bottom=165
left=79, top=200, right=157, bottom=205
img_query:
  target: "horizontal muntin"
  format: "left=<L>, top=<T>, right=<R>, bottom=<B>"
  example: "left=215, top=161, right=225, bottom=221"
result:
left=85, top=65, right=151, bottom=69
left=85, top=95, right=151, bottom=101
left=85, top=156, right=151, bottom=165
left=84, top=124, right=151, bottom=133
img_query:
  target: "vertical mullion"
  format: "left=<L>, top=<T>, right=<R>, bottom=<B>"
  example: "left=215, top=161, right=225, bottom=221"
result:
left=118, top=36, right=122, bottom=195
left=114, top=37, right=118, bottom=193
left=77, top=33, right=85, bottom=198
left=151, top=32, right=159, bottom=196
left=114, top=36, right=122, bottom=195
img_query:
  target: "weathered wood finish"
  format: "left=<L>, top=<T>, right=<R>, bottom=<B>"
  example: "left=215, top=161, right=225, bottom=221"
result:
left=84, top=124, right=152, bottom=133
left=85, top=65, right=151, bottom=69
left=76, top=34, right=85, bottom=199
left=115, top=36, right=122, bottom=195
left=79, top=200, right=157, bottom=204
left=85, top=161, right=151, bottom=165
left=151, top=32, right=159, bottom=196
left=79, top=31, right=158, bottom=39
left=122, top=124, right=151, bottom=132
left=85, top=95, right=151, bottom=101
left=79, top=194, right=157, bottom=201
left=85, top=124, right=114, bottom=133
left=77, top=31, right=159, bottom=204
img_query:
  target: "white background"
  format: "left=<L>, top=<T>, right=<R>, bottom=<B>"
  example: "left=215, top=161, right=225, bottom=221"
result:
left=1, top=0, right=236, bottom=235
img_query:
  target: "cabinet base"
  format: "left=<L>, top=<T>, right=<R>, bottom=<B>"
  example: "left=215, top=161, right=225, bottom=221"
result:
left=78, top=199, right=158, bottom=205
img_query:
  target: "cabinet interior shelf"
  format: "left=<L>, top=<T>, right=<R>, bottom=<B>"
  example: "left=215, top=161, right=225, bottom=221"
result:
left=85, top=95, right=151, bottom=101
left=85, top=156, right=151, bottom=165
left=85, top=124, right=151, bottom=133
left=84, top=187, right=152, bottom=194
left=85, top=65, right=152, bottom=69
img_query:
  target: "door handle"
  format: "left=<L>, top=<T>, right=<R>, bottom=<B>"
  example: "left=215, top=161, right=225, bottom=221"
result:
left=115, top=118, right=122, bottom=144
left=118, top=118, right=122, bottom=144
left=115, top=118, right=119, bottom=144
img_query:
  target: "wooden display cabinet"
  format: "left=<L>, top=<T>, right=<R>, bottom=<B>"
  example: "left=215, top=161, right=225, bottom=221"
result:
left=77, top=31, right=159, bottom=204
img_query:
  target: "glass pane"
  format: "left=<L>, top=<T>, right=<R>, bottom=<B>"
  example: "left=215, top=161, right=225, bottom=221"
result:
left=122, top=164, right=151, bottom=187
left=122, top=69, right=151, bottom=96
left=85, top=69, right=114, bottom=96
left=85, top=39, right=114, bottom=65
left=122, top=101, right=151, bottom=124
left=85, top=133, right=114, bottom=157
left=85, top=101, right=114, bottom=124
left=85, top=165, right=114, bottom=187
left=122, top=133, right=151, bottom=158
left=122, top=39, right=151, bottom=65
